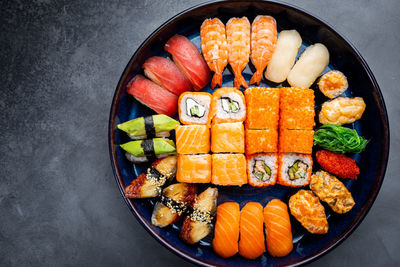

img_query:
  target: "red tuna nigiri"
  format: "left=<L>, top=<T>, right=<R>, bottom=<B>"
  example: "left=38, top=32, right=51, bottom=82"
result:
left=126, top=75, right=178, bottom=116
left=264, top=199, right=293, bottom=257
left=238, top=202, right=265, bottom=259
left=142, top=56, right=192, bottom=96
left=165, top=34, right=211, bottom=91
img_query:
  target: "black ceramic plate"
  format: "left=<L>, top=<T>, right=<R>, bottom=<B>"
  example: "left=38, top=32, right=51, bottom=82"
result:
left=109, top=1, right=389, bottom=266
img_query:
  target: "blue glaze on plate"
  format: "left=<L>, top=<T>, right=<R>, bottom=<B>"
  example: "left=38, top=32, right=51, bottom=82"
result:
left=109, top=1, right=389, bottom=266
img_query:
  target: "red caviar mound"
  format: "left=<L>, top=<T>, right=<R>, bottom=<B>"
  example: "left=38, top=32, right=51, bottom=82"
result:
left=316, top=150, right=360, bottom=179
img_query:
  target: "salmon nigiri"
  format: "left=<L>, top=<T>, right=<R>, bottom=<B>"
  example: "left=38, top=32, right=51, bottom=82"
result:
left=212, top=202, right=240, bottom=258
left=249, top=15, right=277, bottom=85
left=165, top=34, right=211, bottom=91
left=226, top=17, right=251, bottom=89
left=200, top=18, right=228, bottom=89
left=238, top=202, right=265, bottom=259
left=263, top=199, right=293, bottom=257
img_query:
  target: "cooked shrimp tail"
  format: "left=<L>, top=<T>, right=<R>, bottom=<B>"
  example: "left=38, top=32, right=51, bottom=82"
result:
left=249, top=70, right=262, bottom=85
left=233, top=68, right=248, bottom=89
left=211, top=70, right=223, bottom=89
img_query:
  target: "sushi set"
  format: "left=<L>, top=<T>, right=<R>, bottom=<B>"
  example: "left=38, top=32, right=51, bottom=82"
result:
left=109, top=1, right=389, bottom=266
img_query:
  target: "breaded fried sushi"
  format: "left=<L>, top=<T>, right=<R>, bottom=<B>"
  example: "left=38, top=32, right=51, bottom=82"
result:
left=310, top=171, right=355, bottom=213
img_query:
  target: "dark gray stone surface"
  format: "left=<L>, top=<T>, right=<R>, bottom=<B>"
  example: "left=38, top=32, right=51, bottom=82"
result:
left=0, top=0, right=398, bottom=266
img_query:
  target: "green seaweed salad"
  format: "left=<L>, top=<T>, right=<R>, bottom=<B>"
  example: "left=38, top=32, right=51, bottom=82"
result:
left=313, top=124, right=369, bottom=153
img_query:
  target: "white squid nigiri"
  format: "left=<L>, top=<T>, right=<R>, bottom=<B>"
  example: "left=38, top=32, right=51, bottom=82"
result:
left=264, top=30, right=302, bottom=83
left=287, top=43, right=330, bottom=88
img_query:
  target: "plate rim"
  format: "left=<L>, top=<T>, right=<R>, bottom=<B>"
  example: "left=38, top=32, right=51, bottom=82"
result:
left=108, top=1, right=390, bottom=266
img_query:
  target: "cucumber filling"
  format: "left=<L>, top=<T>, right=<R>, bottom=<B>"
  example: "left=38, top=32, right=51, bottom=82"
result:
left=186, top=98, right=205, bottom=118
left=288, top=160, right=308, bottom=180
left=221, top=97, right=239, bottom=113
left=253, top=160, right=271, bottom=181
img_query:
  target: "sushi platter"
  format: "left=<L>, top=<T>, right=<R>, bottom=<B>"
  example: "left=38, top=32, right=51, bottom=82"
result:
left=109, top=1, right=389, bottom=266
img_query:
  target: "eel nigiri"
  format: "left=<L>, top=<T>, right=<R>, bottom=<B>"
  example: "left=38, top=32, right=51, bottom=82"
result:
left=126, top=75, right=178, bottom=116
left=165, top=34, right=211, bottom=91
left=180, top=187, right=218, bottom=244
left=226, top=17, right=251, bottom=89
left=125, top=156, right=177, bottom=198
left=249, top=15, right=277, bottom=85
left=238, top=202, right=265, bottom=259
left=117, top=114, right=180, bottom=140
left=263, top=199, right=293, bottom=257
left=142, top=56, right=192, bottom=95
left=265, top=30, right=302, bottom=83
left=120, top=138, right=176, bottom=163
left=200, top=18, right=228, bottom=89
left=212, top=202, right=240, bottom=258
left=151, top=183, right=197, bottom=228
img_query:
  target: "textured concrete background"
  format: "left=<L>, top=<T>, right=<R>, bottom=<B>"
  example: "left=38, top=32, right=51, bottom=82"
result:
left=0, top=0, right=399, bottom=266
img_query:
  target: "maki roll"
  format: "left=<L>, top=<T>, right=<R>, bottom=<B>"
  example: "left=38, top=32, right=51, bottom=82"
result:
left=120, top=138, right=176, bottom=163
left=211, top=122, right=245, bottom=153
left=244, top=87, right=279, bottom=130
left=151, top=183, right=197, bottom=228
left=212, top=154, right=247, bottom=186
left=279, top=129, right=314, bottom=154
left=279, top=87, right=315, bottom=130
left=317, top=70, right=348, bottom=99
left=211, top=87, right=246, bottom=124
left=176, top=125, right=210, bottom=154
left=117, top=114, right=180, bottom=140
left=124, top=156, right=177, bottom=198
left=278, top=153, right=312, bottom=187
left=180, top=187, right=218, bottom=244
left=247, top=153, right=277, bottom=187
left=245, top=129, right=278, bottom=154
left=178, top=92, right=212, bottom=125
left=177, top=154, right=212, bottom=183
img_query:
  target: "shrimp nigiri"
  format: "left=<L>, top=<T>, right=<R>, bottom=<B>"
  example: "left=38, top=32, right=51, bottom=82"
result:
left=249, top=15, right=277, bottom=85
left=200, top=18, right=228, bottom=89
left=226, top=17, right=251, bottom=89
